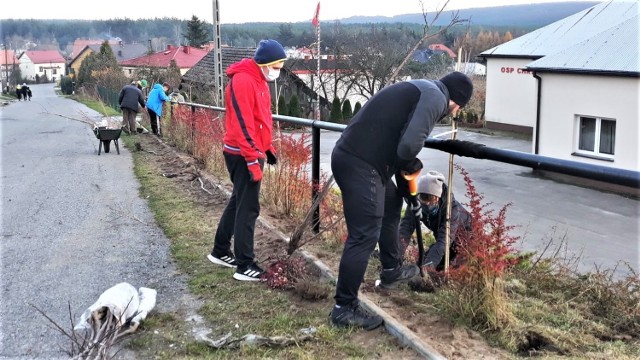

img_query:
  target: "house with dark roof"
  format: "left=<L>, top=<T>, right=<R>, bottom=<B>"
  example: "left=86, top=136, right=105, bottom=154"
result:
left=120, top=45, right=208, bottom=78
left=68, top=43, right=148, bottom=78
left=479, top=0, right=639, bottom=174
left=182, top=47, right=328, bottom=117
left=69, top=39, right=120, bottom=60
left=18, top=50, right=66, bottom=82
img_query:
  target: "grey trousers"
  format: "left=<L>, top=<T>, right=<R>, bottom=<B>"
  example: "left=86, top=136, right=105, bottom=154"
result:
left=122, top=108, right=137, bottom=133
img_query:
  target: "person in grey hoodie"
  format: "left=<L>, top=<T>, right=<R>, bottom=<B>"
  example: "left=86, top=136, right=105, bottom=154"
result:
left=118, top=81, right=146, bottom=134
left=329, top=72, right=473, bottom=330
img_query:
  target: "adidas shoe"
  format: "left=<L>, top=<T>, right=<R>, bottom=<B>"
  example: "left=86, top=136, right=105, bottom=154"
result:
left=330, top=302, right=383, bottom=330
left=207, top=252, right=238, bottom=268
left=378, top=264, right=420, bottom=289
left=233, top=262, right=265, bottom=281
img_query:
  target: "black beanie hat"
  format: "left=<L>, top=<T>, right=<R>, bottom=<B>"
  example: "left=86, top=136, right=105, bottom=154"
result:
left=439, top=71, right=473, bottom=108
left=254, top=39, right=287, bottom=66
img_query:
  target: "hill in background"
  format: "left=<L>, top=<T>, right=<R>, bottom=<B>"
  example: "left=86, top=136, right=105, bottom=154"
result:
left=332, top=2, right=599, bottom=28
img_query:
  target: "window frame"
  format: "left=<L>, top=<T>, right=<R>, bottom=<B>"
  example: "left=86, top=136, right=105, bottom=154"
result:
left=573, top=115, right=616, bottom=161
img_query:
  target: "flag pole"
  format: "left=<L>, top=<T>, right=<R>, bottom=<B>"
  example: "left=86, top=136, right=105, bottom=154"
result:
left=315, top=10, right=321, bottom=121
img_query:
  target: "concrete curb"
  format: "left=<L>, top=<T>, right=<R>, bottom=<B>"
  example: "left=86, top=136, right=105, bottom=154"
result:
left=146, top=136, right=447, bottom=359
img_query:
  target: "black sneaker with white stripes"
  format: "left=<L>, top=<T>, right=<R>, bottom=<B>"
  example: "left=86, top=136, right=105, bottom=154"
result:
left=233, top=262, right=265, bottom=282
left=207, top=252, right=238, bottom=268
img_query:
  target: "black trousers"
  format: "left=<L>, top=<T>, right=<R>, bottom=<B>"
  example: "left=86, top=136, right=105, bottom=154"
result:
left=148, top=108, right=159, bottom=134
left=332, top=147, right=403, bottom=306
left=212, top=153, right=263, bottom=269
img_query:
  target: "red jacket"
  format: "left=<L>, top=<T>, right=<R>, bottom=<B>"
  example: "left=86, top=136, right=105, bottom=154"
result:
left=223, top=58, right=275, bottom=163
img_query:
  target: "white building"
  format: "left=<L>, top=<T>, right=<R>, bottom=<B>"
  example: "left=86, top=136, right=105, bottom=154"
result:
left=479, top=0, right=638, bottom=136
left=478, top=0, right=639, bottom=173
left=18, top=50, right=66, bottom=82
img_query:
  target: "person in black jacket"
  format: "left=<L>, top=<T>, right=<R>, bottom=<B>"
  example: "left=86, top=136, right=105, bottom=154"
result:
left=118, top=81, right=146, bottom=135
left=399, top=170, right=472, bottom=272
left=329, top=72, right=473, bottom=330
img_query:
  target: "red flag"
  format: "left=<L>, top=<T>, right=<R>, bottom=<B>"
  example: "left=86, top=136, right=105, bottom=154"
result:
left=312, top=2, right=320, bottom=27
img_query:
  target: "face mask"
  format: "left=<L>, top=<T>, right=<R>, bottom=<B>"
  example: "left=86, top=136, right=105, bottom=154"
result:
left=265, top=67, right=281, bottom=82
left=426, top=203, right=439, bottom=217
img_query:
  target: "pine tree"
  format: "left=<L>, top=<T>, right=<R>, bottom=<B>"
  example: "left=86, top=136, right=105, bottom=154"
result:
left=330, top=97, right=343, bottom=123
left=341, top=99, right=353, bottom=121
left=353, top=102, right=362, bottom=116
left=278, top=94, right=287, bottom=115
left=183, top=15, right=209, bottom=48
left=288, top=95, right=301, bottom=118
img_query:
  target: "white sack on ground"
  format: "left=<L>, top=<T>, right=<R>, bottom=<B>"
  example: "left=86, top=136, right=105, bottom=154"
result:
left=74, top=282, right=156, bottom=331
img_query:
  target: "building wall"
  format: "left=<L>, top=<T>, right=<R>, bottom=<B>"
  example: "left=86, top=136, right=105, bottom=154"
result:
left=484, top=57, right=538, bottom=133
left=538, top=73, right=639, bottom=171
left=19, top=56, right=65, bottom=82
left=69, top=49, right=94, bottom=77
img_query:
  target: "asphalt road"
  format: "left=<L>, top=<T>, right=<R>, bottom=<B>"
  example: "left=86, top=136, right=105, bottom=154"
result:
left=0, top=84, right=182, bottom=359
left=313, top=129, right=639, bottom=277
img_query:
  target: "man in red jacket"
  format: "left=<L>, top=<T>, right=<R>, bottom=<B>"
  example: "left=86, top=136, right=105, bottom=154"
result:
left=207, top=39, right=285, bottom=281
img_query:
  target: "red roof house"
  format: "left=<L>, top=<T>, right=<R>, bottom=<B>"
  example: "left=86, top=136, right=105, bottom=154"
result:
left=18, top=50, right=67, bottom=81
left=428, top=44, right=457, bottom=59
left=120, top=45, right=209, bottom=76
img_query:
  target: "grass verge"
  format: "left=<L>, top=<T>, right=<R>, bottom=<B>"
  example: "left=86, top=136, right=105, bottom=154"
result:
left=118, top=134, right=411, bottom=359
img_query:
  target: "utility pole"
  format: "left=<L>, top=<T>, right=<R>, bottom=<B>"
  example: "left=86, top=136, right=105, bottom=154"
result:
left=3, top=45, right=9, bottom=93
left=212, top=0, right=224, bottom=106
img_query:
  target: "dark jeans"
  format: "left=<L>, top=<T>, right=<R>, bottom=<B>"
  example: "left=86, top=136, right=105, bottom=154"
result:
left=211, top=153, right=263, bottom=269
left=148, top=108, right=159, bottom=135
left=332, top=147, right=403, bottom=306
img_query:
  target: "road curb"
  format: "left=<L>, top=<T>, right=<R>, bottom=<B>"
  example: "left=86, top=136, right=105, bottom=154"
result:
left=146, top=135, right=447, bottom=359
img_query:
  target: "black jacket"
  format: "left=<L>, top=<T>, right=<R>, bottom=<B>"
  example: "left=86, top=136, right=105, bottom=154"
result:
left=118, top=84, right=146, bottom=112
left=335, top=80, right=450, bottom=181
left=399, top=184, right=472, bottom=267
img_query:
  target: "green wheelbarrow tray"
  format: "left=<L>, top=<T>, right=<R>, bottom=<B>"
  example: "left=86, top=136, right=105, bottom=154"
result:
left=93, top=127, right=122, bottom=155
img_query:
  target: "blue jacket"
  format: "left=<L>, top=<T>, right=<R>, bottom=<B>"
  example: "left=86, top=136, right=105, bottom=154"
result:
left=146, top=84, right=169, bottom=116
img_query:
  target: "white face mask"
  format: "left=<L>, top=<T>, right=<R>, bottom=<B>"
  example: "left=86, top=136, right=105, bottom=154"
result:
left=264, top=66, right=281, bottom=82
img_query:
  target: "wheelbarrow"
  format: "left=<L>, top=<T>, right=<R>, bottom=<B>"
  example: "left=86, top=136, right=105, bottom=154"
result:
left=93, top=127, right=122, bottom=155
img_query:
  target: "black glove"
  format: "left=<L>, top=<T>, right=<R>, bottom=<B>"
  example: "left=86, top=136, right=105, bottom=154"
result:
left=266, top=150, right=277, bottom=165
left=401, top=158, right=423, bottom=174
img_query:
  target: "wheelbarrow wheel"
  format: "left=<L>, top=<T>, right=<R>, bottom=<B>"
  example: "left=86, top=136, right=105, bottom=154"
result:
left=102, top=140, right=111, bottom=153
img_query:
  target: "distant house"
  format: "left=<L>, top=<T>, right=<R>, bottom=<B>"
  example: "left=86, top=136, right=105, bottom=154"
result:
left=428, top=44, right=456, bottom=59
left=119, top=45, right=208, bottom=77
left=18, top=50, right=66, bottom=82
left=182, top=47, right=328, bottom=117
left=68, top=42, right=148, bottom=78
left=1, top=49, right=20, bottom=88
left=480, top=0, right=639, bottom=174
left=69, top=39, right=120, bottom=60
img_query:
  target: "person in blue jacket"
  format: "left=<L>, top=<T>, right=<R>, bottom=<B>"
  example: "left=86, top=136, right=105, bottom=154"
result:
left=146, top=82, right=170, bottom=135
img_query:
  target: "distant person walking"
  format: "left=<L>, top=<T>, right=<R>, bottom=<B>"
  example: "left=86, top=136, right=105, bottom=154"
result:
left=145, top=82, right=170, bottom=136
left=15, top=84, right=22, bottom=101
left=118, top=81, right=146, bottom=135
left=20, top=84, right=30, bottom=101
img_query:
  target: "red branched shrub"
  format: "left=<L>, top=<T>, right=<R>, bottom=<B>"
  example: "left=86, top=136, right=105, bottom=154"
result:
left=437, top=165, right=520, bottom=331
left=262, top=132, right=312, bottom=219
left=263, top=256, right=307, bottom=290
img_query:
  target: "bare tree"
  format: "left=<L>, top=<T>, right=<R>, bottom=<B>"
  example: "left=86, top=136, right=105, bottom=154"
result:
left=386, top=0, right=466, bottom=86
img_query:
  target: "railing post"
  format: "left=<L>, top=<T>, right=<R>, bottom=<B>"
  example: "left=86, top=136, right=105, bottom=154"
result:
left=311, top=125, right=321, bottom=233
left=191, top=105, right=196, bottom=150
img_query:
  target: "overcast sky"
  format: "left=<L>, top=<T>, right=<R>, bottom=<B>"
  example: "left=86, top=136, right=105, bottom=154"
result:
left=3, top=0, right=598, bottom=24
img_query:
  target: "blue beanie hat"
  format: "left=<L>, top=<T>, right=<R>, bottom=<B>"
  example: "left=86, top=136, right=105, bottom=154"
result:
left=254, top=39, right=286, bottom=66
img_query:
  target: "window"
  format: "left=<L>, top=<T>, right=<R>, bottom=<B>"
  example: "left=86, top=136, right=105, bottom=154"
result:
left=575, top=116, right=616, bottom=159
left=53, top=69, right=57, bottom=75
left=39, top=66, right=43, bottom=72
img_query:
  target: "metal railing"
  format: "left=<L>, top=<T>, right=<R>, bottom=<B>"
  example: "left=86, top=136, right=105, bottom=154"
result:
left=169, top=101, right=640, bottom=231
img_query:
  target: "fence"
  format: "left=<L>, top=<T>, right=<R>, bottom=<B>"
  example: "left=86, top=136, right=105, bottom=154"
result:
left=161, top=101, right=640, bottom=232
